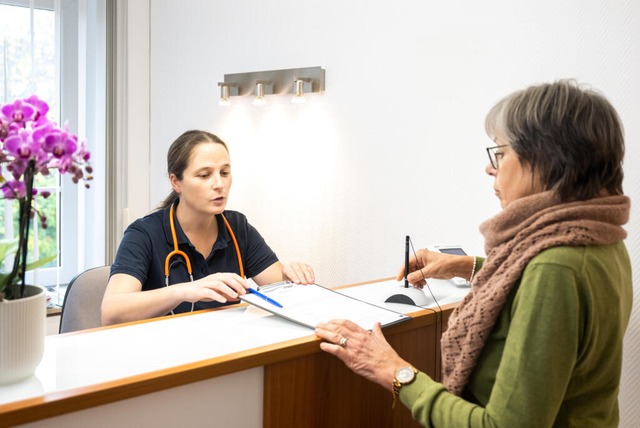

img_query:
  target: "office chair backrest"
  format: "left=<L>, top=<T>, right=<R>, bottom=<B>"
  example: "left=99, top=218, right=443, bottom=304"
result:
left=59, top=265, right=111, bottom=334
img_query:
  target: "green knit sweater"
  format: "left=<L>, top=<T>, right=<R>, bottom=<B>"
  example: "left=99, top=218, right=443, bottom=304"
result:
left=400, top=243, right=632, bottom=427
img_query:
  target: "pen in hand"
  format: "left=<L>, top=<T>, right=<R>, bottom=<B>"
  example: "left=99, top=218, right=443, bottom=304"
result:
left=405, top=235, right=410, bottom=288
left=247, top=287, right=284, bottom=308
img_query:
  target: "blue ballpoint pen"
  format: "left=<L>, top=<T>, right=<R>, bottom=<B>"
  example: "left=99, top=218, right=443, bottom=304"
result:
left=247, top=287, right=284, bottom=308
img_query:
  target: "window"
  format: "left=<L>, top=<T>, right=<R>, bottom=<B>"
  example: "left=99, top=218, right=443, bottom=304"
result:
left=1, top=0, right=58, bottom=280
left=1, top=0, right=106, bottom=298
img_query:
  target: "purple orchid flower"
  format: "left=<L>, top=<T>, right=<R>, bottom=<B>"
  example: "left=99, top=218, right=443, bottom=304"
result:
left=43, top=130, right=77, bottom=159
left=1, top=180, right=27, bottom=199
left=4, top=129, right=39, bottom=159
left=22, top=95, right=49, bottom=122
left=1, top=99, right=36, bottom=125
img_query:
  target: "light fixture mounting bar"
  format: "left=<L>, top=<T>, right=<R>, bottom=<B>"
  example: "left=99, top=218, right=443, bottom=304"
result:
left=222, top=66, right=325, bottom=97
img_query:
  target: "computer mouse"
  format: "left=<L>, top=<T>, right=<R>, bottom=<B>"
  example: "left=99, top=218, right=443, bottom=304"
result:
left=383, top=286, right=431, bottom=307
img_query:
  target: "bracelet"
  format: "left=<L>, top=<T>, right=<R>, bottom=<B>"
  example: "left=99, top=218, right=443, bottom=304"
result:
left=467, top=256, right=477, bottom=284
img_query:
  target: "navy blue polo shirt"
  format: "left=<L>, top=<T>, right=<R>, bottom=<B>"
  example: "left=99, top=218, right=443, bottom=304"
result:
left=110, top=203, right=279, bottom=314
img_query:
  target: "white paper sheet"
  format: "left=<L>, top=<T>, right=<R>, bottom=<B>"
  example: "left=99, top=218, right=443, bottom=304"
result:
left=239, top=282, right=410, bottom=331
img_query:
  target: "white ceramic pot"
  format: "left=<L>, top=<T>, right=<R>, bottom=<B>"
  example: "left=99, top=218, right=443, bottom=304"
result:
left=0, top=284, right=46, bottom=385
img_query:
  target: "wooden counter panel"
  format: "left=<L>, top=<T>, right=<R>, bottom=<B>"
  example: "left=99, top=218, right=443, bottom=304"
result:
left=263, top=306, right=453, bottom=428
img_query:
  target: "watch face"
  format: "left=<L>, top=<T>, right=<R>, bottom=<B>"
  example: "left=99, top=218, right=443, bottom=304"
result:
left=396, top=367, right=416, bottom=384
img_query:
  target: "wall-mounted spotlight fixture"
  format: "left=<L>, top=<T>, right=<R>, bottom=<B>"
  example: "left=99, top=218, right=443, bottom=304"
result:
left=253, top=81, right=273, bottom=106
left=254, top=82, right=266, bottom=106
left=218, top=82, right=237, bottom=107
left=292, top=78, right=312, bottom=104
left=218, top=66, right=325, bottom=106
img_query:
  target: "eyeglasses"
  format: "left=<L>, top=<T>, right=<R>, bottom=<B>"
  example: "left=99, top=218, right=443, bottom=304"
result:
left=485, top=144, right=508, bottom=170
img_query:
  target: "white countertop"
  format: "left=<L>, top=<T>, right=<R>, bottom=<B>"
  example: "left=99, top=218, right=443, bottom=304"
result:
left=0, top=278, right=468, bottom=407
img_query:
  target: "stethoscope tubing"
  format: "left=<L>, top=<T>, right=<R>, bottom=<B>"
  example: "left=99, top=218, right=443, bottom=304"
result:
left=164, top=201, right=245, bottom=286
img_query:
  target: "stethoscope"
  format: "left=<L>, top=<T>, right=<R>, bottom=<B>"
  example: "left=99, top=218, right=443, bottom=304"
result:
left=164, top=201, right=245, bottom=312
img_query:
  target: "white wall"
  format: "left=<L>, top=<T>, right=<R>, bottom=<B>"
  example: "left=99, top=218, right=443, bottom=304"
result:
left=136, top=0, right=639, bottom=425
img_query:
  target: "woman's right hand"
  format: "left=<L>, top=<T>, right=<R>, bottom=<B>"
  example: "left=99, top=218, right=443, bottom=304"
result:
left=395, top=249, right=474, bottom=288
left=102, top=272, right=250, bottom=325
left=183, top=272, right=249, bottom=303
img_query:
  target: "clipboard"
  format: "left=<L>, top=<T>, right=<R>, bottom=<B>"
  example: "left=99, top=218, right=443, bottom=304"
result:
left=239, top=281, right=410, bottom=331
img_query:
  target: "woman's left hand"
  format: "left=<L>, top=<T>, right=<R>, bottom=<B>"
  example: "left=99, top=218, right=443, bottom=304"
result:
left=315, top=320, right=409, bottom=391
left=283, top=262, right=315, bottom=284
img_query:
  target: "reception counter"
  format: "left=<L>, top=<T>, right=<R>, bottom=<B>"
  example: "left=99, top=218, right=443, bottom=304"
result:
left=0, top=278, right=468, bottom=427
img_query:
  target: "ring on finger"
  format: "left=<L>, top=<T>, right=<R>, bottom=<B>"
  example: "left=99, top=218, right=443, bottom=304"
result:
left=338, top=336, right=348, bottom=348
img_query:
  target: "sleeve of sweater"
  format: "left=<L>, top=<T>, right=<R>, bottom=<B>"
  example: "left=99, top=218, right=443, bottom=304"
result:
left=398, top=259, right=581, bottom=427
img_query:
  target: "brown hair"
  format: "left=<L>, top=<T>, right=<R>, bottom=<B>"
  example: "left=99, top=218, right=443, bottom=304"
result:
left=158, top=130, right=229, bottom=210
left=485, top=79, right=624, bottom=202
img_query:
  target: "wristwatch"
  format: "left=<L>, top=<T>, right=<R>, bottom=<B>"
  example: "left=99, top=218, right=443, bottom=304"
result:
left=391, top=366, right=418, bottom=408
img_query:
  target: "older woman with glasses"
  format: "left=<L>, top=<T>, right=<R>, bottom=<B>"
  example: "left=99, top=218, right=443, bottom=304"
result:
left=315, top=80, right=631, bottom=427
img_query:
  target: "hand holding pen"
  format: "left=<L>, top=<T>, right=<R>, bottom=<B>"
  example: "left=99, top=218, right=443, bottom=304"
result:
left=396, top=249, right=474, bottom=287
left=186, top=272, right=249, bottom=303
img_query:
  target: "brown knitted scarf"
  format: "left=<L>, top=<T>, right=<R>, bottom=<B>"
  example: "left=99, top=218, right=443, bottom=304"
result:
left=441, top=191, right=630, bottom=396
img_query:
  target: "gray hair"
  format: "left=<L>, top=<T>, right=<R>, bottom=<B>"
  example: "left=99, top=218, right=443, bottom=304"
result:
left=485, top=79, right=624, bottom=202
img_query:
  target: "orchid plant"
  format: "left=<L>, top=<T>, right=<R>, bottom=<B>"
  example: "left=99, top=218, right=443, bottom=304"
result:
left=0, top=95, right=92, bottom=301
